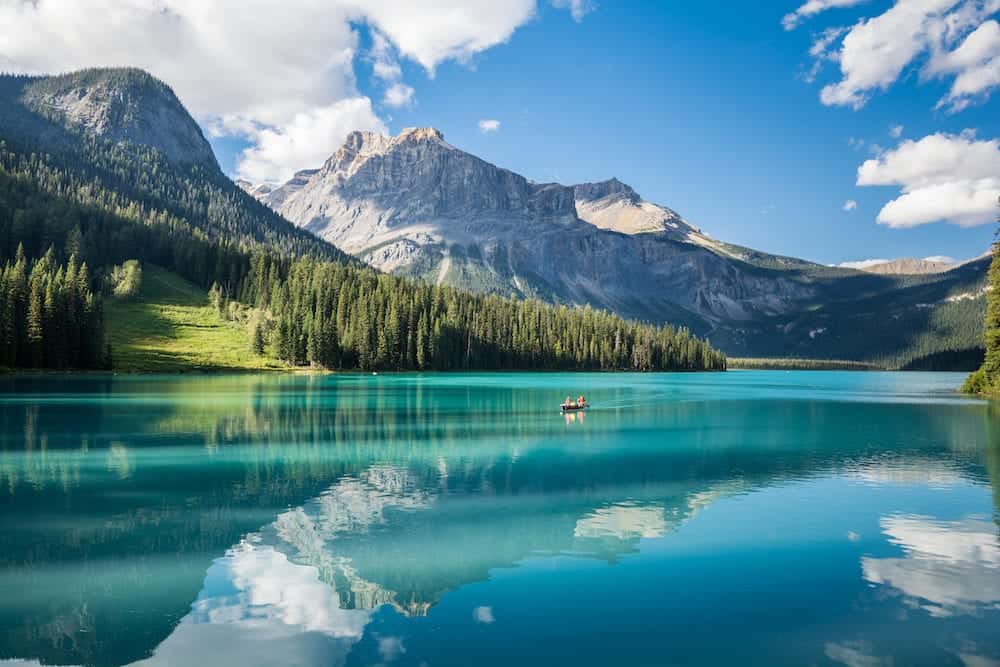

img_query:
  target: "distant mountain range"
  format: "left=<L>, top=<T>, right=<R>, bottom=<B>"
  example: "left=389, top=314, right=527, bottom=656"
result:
left=240, top=127, right=987, bottom=368
left=835, top=256, right=983, bottom=276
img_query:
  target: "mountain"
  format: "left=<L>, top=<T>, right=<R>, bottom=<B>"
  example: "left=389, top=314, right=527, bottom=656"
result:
left=253, top=127, right=988, bottom=368
left=572, top=177, right=730, bottom=255
left=256, top=127, right=814, bottom=330
left=0, top=69, right=723, bottom=373
left=837, top=257, right=958, bottom=275
left=14, top=68, right=217, bottom=167
left=0, top=68, right=347, bottom=262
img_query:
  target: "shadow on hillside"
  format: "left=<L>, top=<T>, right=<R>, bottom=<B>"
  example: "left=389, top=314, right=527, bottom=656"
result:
left=901, top=347, right=985, bottom=372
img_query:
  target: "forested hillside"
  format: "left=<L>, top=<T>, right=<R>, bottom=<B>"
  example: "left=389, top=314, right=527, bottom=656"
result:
left=963, top=212, right=999, bottom=394
left=713, top=256, right=988, bottom=370
left=0, top=69, right=724, bottom=372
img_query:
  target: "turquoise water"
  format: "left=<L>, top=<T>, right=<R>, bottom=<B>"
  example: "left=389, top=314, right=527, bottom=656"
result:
left=0, top=371, right=997, bottom=667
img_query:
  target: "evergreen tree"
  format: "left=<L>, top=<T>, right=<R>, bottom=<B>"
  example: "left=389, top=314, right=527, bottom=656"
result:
left=251, top=322, right=266, bottom=356
left=964, top=197, right=1000, bottom=393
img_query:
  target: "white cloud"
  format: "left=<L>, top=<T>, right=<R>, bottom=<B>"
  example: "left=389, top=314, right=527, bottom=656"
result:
left=370, top=31, right=417, bottom=109
left=783, top=0, right=871, bottom=31
left=932, top=18, right=1000, bottom=111
left=383, top=83, right=415, bottom=108
left=843, top=199, right=858, bottom=211
left=857, top=130, right=1000, bottom=227
left=356, top=1, right=538, bottom=74
left=551, top=0, right=597, bottom=22
left=924, top=254, right=957, bottom=263
left=478, top=118, right=501, bottom=133
left=370, top=31, right=403, bottom=82
left=889, top=124, right=904, bottom=138
left=848, top=136, right=866, bottom=150
left=0, top=1, right=578, bottom=183
left=236, top=99, right=385, bottom=184
left=804, top=0, right=1000, bottom=111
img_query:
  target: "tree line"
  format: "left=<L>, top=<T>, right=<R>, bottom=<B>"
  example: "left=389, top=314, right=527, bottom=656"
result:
left=216, top=253, right=725, bottom=371
left=0, top=244, right=105, bottom=369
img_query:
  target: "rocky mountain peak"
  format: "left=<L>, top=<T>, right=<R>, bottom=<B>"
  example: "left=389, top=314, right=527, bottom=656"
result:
left=18, top=67, right=217, bottom=167
left=397, top=127, right=445, bottom=143
left=331, top=127, right=448, bottom=169
left=297, top=127, right=576, bottom=222
left=574, top=178, right=640, bottom=204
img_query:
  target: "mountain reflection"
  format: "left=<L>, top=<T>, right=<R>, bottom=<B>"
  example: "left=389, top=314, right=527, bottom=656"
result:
left=0, top=373, right=996, bottom=667
left=131, top=464, right=736, bottom=665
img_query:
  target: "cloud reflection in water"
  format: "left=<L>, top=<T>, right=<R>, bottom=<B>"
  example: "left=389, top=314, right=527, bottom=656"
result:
left=863, top=515, right=1000, bottom=618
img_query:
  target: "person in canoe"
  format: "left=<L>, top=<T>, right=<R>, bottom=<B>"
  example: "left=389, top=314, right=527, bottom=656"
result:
left=577, top=395, right=587, bottom=408
left=563, top=395, right=576, bottom=409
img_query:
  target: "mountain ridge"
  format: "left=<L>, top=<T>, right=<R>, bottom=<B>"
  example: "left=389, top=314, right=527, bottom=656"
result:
left=245, top=126, right=987, bottom=367
left=249, top=127, right=817, bottom=331
left=15, top=67, right=218, bottom=168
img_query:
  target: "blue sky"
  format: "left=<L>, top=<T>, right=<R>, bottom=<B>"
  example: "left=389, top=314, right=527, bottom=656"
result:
left=4, top=0, right=994, bottom=266
left=214, top=1, right=999, bottom=265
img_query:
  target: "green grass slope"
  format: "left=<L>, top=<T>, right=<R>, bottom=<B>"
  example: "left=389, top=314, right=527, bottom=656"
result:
left=105, top=265, right=285, bottom=372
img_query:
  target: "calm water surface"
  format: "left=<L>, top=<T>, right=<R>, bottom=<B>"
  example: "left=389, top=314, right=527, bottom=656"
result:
left=0, top=371, right=997, bottom=667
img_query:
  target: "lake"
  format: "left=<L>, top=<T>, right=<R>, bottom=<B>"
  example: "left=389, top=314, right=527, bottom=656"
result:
left=0, top=371, right=997, bottom=667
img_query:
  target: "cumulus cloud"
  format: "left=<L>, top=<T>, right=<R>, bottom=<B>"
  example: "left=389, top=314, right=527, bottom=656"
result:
left=551, top=0, right=597, bottom=22
left=843, top=199, right=858, bottom=211
left=783, top=0, right=871, bottom=31
left=370, top=31, right=416, bottom=109
left=857, top=130, right=1000, bottom=227
left=237, top=99, right=385, bottom=184
left=356, top=1, right=538, bottom=74
left=478, top=118, right=501, bottom=133
left=931, top=18, right=1000, bottom=111
left=0, top=1, right=576, bottom=182
left=384, top=83, right=416, bottom=108
left=803, top=0, right=1000, bottom=112
left=889, top=124, right=904, bottom=138
left=370, top=31, right=403, bottom=82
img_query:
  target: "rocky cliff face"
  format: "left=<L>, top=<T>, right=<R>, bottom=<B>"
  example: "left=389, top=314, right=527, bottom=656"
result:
left=18, top=68, right=217, bottom=167
left=257, top=127, right=813, bottom=330
left=269, top=127, right=579, bottom=256
left=573, top=178, right=732, bottom=255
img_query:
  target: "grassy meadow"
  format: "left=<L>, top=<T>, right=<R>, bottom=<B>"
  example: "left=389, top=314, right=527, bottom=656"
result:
left=105, top=265, right=286, bottom=372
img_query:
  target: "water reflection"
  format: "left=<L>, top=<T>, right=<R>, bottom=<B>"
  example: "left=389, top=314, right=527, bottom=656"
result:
left=132, top=538, right=371, bottom=667
left=0, top=372, right=996, bottom=666
left=574, top=501, right=668, bottom=540
left=862, top=515, right=1000, bottom=617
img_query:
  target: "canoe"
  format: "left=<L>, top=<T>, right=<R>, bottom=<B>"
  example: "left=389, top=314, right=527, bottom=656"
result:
left=560, top=404, right=587, bottom=412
